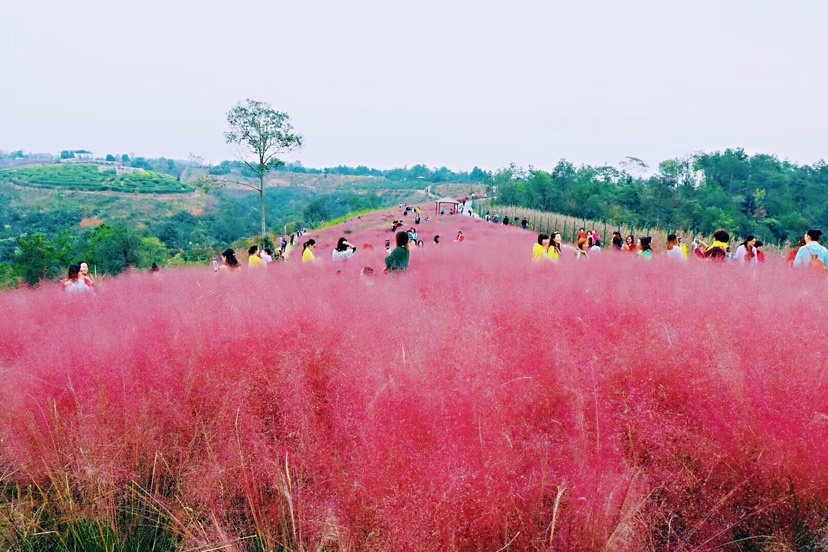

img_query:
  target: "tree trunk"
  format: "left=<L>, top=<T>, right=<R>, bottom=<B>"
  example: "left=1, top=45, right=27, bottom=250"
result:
left=260, top=175, right=267, bottom=246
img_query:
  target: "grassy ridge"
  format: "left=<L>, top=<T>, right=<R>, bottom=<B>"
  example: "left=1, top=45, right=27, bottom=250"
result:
left=0, top=164, right=194, bottom=193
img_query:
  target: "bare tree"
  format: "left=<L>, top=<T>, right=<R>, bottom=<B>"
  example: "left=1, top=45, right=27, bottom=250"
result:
left=224, top=99, right=303, bottom=245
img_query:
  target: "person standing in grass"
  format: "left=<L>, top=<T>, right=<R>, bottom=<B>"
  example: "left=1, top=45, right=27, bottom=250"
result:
left=666, top=234, right=685, bottom=262
left=261, top=248, right=273, bottom=265
left=733, top=236, right=758, bottom=265
left=623, top=235, right=637, bottom=254
left=302, top=239, right=317, bottom=263
left=215, top=248, right=240, bottom=271
left=385, top=231, right=410, bottom=272
left=638, top=236, right=654, bottom=259
left=62, top=264, right=93, bottom=293
left=793, top=229, right=828, bottom=270
left=754, top=240, right=765, bottom=263
left=332, top=237, right=357, bottom=261
left=549, top=233, right=562, bottom=261
left=248, top=245, right=264, bottom=268
left=532, top=233, right=550, bottom=262
left=696, top=230, right=730, bottom=260
left=78, top=262, right=95, bottom=289
left=787, top=237, right=806, bottom=266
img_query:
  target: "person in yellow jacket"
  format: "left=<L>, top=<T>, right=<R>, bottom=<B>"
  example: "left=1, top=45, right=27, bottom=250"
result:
left=532, top=233, right=550, bottom=262
left=548, top=233, right=562, bottom=261
left=248, top=245, right=264, bottom=268
left=302, top=239, right=316, bottom=262
left=695, top=230, right=730, bottom=260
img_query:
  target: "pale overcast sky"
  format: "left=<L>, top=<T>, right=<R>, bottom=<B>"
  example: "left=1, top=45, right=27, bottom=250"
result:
left=1, top=0, right=826, bottom=171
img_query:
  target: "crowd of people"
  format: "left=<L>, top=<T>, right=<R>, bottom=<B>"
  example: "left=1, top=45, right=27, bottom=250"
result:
left=63, top=202, right=828, bottom=292
left=530, top=226, right=828, bottom=270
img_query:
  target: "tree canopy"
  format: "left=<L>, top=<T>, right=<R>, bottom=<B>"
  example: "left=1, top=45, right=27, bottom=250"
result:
left=224, top=99, right=304, bottom=243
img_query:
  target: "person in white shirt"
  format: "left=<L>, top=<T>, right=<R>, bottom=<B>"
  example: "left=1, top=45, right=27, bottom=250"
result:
left=666, top=234, right=685, bottom=262
left=261, top=248, right=274, bottom=265
left=332, top=237, right=357, bottom=261
left=733, top=236, right=758, bottom=265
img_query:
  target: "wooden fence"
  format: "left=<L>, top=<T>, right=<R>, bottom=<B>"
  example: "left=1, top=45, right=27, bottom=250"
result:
left=473, top=201, right=704, bottom=247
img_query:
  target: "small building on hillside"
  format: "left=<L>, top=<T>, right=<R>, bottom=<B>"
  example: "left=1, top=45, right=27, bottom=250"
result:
left=60, top=150, right=94, bottom=162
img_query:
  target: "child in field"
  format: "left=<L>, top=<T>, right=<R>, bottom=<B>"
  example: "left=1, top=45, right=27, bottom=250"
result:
left=787, top=238, right=806, bottom=266
left=754, top=240, right=765, bottom=263
left=455, top=231, right=465, bottom=242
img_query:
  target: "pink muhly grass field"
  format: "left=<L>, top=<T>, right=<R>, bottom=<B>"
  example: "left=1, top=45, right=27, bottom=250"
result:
left=1, top=208, right=827, bottom=550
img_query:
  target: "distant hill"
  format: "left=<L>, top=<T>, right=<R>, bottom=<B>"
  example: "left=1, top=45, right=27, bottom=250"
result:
left=0, top=164, right=194, bottom=194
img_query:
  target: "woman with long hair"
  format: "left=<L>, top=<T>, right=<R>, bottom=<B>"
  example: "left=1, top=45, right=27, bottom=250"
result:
left=549, top=233, right=562, bottom=261
left=385, top=231, right=410, bottom=272
left=733, top=235, right=758, bottom=265
left=332, top=237, right=356, bottom=261
left=302, top=239, right=317, bottom=263
left=638, top=236, right=653, bottom=259
left=623, top=235, right=637, bottom=254
left=62, top=264, right=93, bottom=293
left=215, top=248, right=240, bottom=271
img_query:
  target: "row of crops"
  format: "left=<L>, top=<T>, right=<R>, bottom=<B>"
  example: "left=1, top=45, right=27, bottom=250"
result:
left=0, top=164, right=194, bottom=193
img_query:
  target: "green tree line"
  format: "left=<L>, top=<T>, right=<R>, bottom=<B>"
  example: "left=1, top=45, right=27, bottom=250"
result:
left=208, top=160, right=489, bottom=183
left=0, top=185, right=411, bottom=288
left=488, top=149, right=828, bottom=244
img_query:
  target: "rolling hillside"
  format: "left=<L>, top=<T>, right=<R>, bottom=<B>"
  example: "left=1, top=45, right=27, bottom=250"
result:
left=0, top=164, right=194, bottom=193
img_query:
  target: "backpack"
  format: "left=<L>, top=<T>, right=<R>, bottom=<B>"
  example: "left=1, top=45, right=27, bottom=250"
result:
left=805, top=245, right=826, bottom=271
left=704, top=246, right=728, bottom=261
